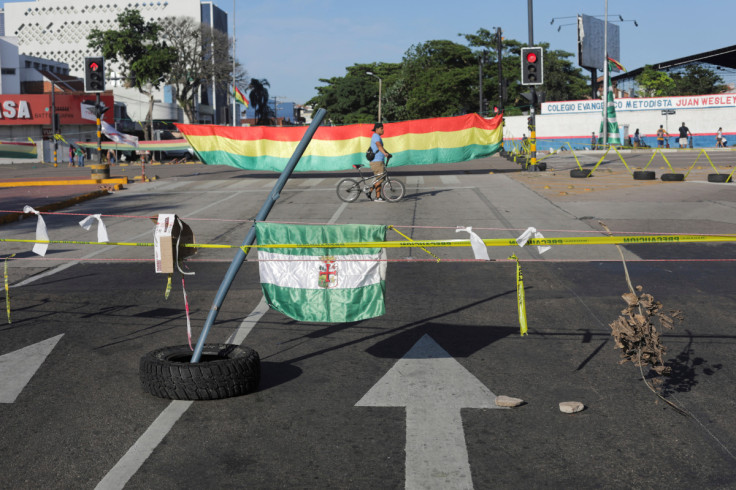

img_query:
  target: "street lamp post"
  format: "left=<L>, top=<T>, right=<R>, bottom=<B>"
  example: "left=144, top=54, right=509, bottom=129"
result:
left=366, top=71, right=382, bottom=122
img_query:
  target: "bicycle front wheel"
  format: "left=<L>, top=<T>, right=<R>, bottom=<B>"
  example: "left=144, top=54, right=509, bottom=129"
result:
left=336, top=178, right=361, bottom=202
left=382, top=179, right=405, bottom=202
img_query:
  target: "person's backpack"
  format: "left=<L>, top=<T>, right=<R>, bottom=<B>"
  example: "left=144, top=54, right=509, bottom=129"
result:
left=365, top=146, right=375, bottom=161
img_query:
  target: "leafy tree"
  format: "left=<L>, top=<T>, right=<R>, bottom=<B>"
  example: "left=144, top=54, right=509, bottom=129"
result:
left=399, top=40, right=477, bottom=118
left=308, top=63, right=400, bottom=124
left=636, top=66, right=676, bottom=97
left=159, top=16, right=246, bottom=124
left=671, top=64, right=728, bottom=95
left=249, top=78, right=274, bottom=125
left=87, top=8, right=177, bottom=140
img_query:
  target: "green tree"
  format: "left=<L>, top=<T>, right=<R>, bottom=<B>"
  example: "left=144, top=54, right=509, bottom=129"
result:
left=87, top=8, right=177, bottom=140
left=671, top=64, right=728, bottom=95
left=635, top=65, right=676, bottom=97
left=249, top=78, right=273, bottom=125
left=399, top=40, right=477, bottom=119
left=159, top=16, right=246, bottom=124
left=308, top=63, right=400, bottom=124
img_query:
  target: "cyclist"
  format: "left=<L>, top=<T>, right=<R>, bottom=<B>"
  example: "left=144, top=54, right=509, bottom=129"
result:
left=369, top=123, right=392, bottom=202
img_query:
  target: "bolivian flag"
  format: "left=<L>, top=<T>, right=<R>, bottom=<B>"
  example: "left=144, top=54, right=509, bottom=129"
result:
left=232, top=86, right=249, bottom=107
left=176, top=113, right=503, bottom=172
left=0, top=141, right=37, bottom=159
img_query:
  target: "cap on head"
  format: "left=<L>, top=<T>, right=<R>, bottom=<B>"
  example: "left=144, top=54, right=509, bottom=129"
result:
left=372, top=123, right=383, bottom=131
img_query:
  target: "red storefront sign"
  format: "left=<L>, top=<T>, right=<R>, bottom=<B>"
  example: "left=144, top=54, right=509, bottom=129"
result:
left=0, top=94, right=114, bottom=125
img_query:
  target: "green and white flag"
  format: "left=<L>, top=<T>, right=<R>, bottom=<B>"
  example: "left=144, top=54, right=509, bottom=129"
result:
left=598, top=61, right=621, bottom=146
left=256, top=222, right=387, bottom=323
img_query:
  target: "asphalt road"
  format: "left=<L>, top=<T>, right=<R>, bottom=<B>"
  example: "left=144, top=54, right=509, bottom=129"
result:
left=1, top=151, right=736, bottom=489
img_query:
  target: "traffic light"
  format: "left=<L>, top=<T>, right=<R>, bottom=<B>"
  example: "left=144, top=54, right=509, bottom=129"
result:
left=84, top=57, right=105, bottom=93
left=520, top=47, right=543, bottom=86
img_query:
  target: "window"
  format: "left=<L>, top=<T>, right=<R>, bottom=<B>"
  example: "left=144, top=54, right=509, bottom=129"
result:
left=1, top=68, right=16, bottom=75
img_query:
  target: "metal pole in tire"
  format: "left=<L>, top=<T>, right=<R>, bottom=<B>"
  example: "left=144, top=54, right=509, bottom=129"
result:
left=190, top=108, right=328, bottom=363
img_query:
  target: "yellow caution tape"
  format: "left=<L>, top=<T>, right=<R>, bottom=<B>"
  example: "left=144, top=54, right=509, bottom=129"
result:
left=388, top=225, right=441, bottom=262
left=4, top=253, right=15, bottom=323
left=508, top=254, right=527, bottom=336
left=164, top=274, right=172, bottom=300
left=3, top=233, right=736, bottom=251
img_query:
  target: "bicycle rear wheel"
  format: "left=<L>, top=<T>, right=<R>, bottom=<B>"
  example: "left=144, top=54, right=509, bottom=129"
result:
left=337, top=178, right=361, bottom=202
left=382, top=178, right=405, bottom=202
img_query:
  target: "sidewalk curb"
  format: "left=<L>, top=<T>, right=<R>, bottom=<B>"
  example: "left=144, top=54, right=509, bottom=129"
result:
left=0, top=189, right=111, bottom=226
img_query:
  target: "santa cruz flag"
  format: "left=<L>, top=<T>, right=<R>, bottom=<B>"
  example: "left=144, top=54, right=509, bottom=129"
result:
left=256, top=222, right=387, bottom=323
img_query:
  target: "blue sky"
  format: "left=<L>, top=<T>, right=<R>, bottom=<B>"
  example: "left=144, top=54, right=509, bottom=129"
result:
left=4, top=0, right=736, bottom=104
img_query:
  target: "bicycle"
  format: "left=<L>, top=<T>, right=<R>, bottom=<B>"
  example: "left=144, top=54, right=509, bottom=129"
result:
left=336, top=162, right=406, bottom=203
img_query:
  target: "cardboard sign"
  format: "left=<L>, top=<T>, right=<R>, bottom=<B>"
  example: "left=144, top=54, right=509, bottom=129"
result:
left=154, top=214, right=196, bottom=273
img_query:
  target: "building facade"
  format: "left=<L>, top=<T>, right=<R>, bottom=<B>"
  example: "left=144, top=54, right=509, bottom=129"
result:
left=3, top=0, right=230, bottom=124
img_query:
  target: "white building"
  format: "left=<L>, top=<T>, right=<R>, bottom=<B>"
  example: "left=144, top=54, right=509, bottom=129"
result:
left=3, top=0, right=230, bottom=124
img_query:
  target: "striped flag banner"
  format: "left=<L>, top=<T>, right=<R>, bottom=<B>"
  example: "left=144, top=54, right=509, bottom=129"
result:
left=0, top=141, right=37, bottom=159
left=598, top=62, right=621, bottom=146
left=256, top=222, right=387, bottom=323
left=176, top=113, right=503, bottom=172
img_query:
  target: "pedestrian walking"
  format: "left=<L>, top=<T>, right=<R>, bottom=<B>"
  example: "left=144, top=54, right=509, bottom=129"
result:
left=656, top=125, right=666, bottom=148
left=717, top=127, right=723, bottom=148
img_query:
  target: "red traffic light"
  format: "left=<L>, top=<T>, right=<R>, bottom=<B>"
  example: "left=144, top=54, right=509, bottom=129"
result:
left=89, top=62, right=99, bottom=71
left=526, top=52, right=537, bottom=63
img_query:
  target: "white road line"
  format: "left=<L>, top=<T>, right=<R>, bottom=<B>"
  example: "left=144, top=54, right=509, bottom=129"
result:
left=225, top=296, right=269, bottom=345
left=156, top=181, right=189, bottom=191
left=406, top=176, right=425, bottom=185
left=299, top=178, right=325, bottom=187
left=195, top=180, right=229, bottom=190
left=94, top=400, right=193, bottom=490
left=440, top=175, right=460, bottom=185
left=261, top=179, right=278, bottom=188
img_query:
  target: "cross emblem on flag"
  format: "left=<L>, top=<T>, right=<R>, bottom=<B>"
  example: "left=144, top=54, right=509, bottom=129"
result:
left=318, top=257, right=338, bottom=288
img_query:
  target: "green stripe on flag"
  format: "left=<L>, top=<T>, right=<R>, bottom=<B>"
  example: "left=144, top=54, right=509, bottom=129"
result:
left=256, top=222, right=386, bottom=256
left=261, top=282, right=385, bottom=323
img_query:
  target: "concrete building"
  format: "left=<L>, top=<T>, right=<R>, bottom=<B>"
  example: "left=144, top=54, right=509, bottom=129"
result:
left=3, top=0, right=230, bottom=124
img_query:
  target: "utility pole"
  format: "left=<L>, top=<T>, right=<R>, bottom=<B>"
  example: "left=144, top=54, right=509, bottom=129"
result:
left=527, top=0, right=539, bottom=171
left=496, top=27, right=504, bottom=114
left=96, top=92, right=102, bottom=164
left=51, top=81, right=58, bottom=167
left=478, top=53, right=483, bottom=115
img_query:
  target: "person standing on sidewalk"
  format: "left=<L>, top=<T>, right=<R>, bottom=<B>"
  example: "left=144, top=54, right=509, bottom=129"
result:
left=75, top=147, right=85, bottom=167
left=68, top=146, right=75, bottom=167
left=678, top=122, right=692, bottom=149
left=369, top=123, right=392, bottom=202
left=717, top=127, right=723, bottom=147
left=657, top=125, right=666, bottom=148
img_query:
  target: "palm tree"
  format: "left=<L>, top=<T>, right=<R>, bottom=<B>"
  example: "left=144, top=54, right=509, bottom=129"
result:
left=248, top=78, right=274, bottom=125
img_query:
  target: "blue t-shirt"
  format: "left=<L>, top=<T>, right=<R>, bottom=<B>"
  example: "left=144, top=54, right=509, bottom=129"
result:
left=370, top=133, right=384, bottom=162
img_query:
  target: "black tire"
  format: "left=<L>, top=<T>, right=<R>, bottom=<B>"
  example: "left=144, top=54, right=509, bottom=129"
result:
left=570, top=169, right=593, bottom=178
left=708, top=174, right=732, bottom=183
left=140, top=344, right=260, bottom=400
left=661, top=173, right=685, bottom=182
left=538, top=162, right=547, bottom=171
left=382, top=179, right=405, bottom=202
left=336, top=178, right=361, bottom=202
left=633, top=170, right=656, bottom=180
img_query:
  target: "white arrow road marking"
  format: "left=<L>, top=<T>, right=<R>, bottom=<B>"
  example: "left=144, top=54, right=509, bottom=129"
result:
left=0, top=334, right=64, bottom=403
left=356, top=334, right=504, bottom=490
